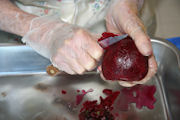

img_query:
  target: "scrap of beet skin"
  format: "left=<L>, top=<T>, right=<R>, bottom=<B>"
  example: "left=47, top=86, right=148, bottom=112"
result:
left=76, top=89, right=94, bottom=105
left=103, top=89, right=113, bottom=95
left=61, top=90, right=67, bottom=94
left=98, top=32, right=118, bottom=49
left=79, top=90, right=120, bottom=120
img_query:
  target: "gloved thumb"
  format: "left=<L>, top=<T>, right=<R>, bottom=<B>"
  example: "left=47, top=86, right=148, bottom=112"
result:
left=123, top=15, right=152, bottom=56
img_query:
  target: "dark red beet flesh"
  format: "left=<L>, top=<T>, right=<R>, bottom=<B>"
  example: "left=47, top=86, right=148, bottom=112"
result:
left=99, top=32, right=148, bottom=81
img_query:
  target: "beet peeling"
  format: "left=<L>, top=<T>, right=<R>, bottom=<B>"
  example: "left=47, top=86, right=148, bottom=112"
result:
left=79, top=90, right=120, bottom=120
left=98, top=32, right=148, bottom=81
left=76, top=89, right=94, bottom=105
left=78, top=85, right=156, bottom=120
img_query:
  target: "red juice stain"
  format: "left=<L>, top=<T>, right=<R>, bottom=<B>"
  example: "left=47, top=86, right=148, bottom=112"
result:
left=61, top=90, right=67, bottom=94
left=116, top=85, right=156, bottom=111
left=79, top=90, right=120, bottom=120
left=76, top=89, right=93, bottom=105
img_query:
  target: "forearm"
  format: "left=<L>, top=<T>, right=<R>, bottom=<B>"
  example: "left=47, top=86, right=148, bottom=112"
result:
left=0, top=0, right=37, bottom=36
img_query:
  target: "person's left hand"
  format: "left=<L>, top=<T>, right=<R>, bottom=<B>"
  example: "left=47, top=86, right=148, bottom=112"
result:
left=100, top=0, right=157, bottom=87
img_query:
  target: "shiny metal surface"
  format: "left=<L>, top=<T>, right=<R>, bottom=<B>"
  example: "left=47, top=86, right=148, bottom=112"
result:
left=0, top=38, right=180, bottom=120
left=151, top=38, right=180, bottom=120
left=0, top=44, right=50, bottom=75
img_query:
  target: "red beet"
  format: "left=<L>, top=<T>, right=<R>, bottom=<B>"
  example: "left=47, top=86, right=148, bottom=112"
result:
left=99, top=32, right=148, bottom=81
left=79, top=90, right=120, bottom=120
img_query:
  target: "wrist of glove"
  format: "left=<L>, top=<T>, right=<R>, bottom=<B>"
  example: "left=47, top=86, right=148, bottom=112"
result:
left=22, top=16, right=78, bottom=59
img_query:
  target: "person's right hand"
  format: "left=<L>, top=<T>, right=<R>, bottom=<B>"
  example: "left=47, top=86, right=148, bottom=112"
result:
left=22, top=16, right=103, bottom=74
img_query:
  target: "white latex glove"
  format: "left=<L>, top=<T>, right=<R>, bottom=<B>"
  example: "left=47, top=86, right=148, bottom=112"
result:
left=22, top=16, right=103, bottom=74
left=100, top=0, right=157, bottom=87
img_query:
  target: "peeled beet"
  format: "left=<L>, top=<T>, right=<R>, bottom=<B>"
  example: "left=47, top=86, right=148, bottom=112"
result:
left=99, top=32, right=148, bottom=81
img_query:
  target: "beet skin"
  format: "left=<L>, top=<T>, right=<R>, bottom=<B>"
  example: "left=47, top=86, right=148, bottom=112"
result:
left=99, top=32, right=148, bottom=81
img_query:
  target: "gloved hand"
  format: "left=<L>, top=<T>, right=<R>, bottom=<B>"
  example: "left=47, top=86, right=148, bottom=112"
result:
left=101, top=0, right=157, bottom=87
left=22, top=16, right=103, bottom=74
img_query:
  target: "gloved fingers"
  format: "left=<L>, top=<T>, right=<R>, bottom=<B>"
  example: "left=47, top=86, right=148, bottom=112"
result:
left=85, top=37, right=104, bottom=61
left=123, top=16, right=153, bottom=56
left=90, top=33, right=102, bottom=42
left=73, top=30, right=104, bottom=61
left=61, top=45, right=87, bottom=75
left=70, top=43, right=97, bottom=71
left=53, top=62, right=76, bottom=75
left=117, top=1, right=152, bottom=56
left=118, top=81, right=137, bottom=87
left=25, top=15, right=103, bottom=74
left=52, top=44, right=86, bottom=75
left=106, top=18, right=124, bottom=35
left=51, top=57, right=76, bottom=75
left=106, top=0, right=152, bottom=56
left=50, top=28, right=103, bottom=75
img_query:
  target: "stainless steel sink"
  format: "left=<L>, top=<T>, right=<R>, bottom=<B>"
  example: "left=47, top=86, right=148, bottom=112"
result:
left=0, top=38, right=179, bottom=120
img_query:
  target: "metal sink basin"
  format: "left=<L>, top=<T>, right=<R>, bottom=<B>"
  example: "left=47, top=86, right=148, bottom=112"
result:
left=0, top=38, right=179, bottom=120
